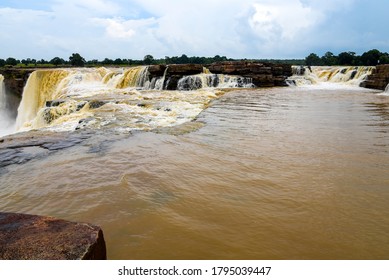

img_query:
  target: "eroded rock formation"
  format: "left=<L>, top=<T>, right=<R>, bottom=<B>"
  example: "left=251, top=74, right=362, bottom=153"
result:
left=361, top=64, right=389, bottom=90
left=207, top=61, right=292, bottom=87
left=0, top=212, right=106, bottom=260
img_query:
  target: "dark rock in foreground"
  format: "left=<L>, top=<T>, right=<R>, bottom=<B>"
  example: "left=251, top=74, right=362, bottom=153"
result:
left=0, top=212, right=106, bottom=260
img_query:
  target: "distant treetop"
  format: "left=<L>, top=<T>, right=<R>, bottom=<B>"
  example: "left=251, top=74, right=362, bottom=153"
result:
left=1, top=49, right=388, bottom=68
left=305, top=49, right=389, bottom=66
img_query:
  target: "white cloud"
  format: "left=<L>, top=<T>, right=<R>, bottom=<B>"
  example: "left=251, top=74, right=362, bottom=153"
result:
left=0, top=0, right=387, bottom=60
left=92, top=18, right=136, bottom=39
left=249, top=2, right=322, bottom=41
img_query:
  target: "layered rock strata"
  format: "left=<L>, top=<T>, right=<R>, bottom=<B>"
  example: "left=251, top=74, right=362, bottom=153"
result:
left=207, top=61, right=292, bottom=87
left=148, top=62, right=292, bottom=89
left=0, top=68, right=34, bottom=97
left=360, top=64, right=389, bottom=90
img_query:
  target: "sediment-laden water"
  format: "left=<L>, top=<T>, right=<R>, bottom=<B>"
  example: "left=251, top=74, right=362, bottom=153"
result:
left=1, top=67, right=389, bottom=259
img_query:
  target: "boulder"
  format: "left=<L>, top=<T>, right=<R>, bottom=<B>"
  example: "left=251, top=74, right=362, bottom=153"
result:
left=0, top=212, right=106, bottom=260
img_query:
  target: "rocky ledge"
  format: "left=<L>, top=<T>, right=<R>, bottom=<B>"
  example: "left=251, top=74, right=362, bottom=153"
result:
left=148, top=61, right=292, bottom=89
left=1, top=62, right=292, bottom=97
left=0, top=212, right=106, bottom=260
left=0, top=68, right=35, bottom=97
left=361, top=64, right=389, bottom=90
left=207, top=61, right=292, bottom=87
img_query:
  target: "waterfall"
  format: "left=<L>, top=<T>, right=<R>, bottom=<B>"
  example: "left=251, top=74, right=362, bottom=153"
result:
left=14, top=67, right=224, bottom=134
left=16, top=70, right=69, bottom=130
left=384, top=83, right=389, bottom=93
left=115, top=66, right=149, bottom=89
left=153, top=66, right=168, bottom=90
left=14, top=66, right=257, bottom=133
left=288, top=66, right=374, bottom=87
left=0, top=75, right=5, bottom=110
left=177, top=73, right=254, bottom=90
left=0, top=74, right=15, bottom=137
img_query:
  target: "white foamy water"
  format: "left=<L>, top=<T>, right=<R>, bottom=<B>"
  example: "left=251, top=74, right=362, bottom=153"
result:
left=288, top=66, right=374, bottom=87
left=12, top=67, right=251, bottom=135
left=0, top=74, right=15, bottom=137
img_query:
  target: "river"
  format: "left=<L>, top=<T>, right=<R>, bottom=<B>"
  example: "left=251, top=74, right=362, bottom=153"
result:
left=1, top=83, right=389, bottom=259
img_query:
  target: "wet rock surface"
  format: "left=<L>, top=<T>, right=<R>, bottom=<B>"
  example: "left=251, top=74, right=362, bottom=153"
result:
left=0, top=130, right=92, bottom=169
left=0, top=212, right=106, bottom=260
left=207, top=61, right=292, bottom=87
left=361, top=64, right=389, bottom=90
left=0, top=68, right=34, bottom=98
left=146, top=62, right=292, bottom=89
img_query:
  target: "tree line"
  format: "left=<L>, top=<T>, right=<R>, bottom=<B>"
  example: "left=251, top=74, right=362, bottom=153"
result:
left=305, top=49, right=389, bottom=66
left=1, top=49, right=388, bottom=68
left=0, top=53, right=234, bottom=68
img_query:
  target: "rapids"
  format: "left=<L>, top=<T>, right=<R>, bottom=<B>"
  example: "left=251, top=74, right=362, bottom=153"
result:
left=12, top=67, right=254, bottom=135
left=288, top=66, right=374, bottom=87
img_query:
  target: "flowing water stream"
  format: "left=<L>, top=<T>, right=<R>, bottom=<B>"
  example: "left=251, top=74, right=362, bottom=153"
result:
left=0, top=75, right=15, bottom=137
left=0, top=67, right=389, bottom=259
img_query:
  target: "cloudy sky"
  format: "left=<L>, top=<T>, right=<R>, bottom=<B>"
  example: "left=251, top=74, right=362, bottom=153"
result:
left=0, top=0, right=388, bottom=60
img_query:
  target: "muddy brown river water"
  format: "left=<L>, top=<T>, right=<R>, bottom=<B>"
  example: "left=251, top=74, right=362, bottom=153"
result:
left=1, top=86, right=389, bottom=259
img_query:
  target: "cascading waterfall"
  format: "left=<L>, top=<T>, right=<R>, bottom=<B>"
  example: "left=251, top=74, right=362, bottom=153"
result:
left=16, top=70, right=69, bottom=130
left=177, top=73, right=254, bottom=90
left=116, top=66, right=149, bottom=89
left=0, top=74, right=15, bottom=137
left=380, top=82, right=389, bottom=96
left=149, top=66, right=168, bottom=90
left=14, top=67, right=227, bottom=134
left=0, top=74, right=5, bottom=110
left=385, top=83, right=389, bottom=93
left=288, top=66, right=374, bottom=87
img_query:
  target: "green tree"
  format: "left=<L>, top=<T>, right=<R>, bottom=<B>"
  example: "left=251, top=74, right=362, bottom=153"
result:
left=21, top=58, right=30, bottom=66
left=338, top=52, right=355, bottom=65
left=114, top=58, right=123, bottom=65
left=5, top=57, right=19, bottom=66
left=360, top=49, right=381, bottom=66
left=69, top=53, right=86, bottom=67
left=321, top=52, right=338, bottom=65
left=178, top=54, right=189, bottom=64
left=378, top=52, right=389, bottom=64
left=102, top=58, right=114, bottom=65
left=0, top=59, right=5, bottom=67
left=38, top=59, right=49, bottom=64
left=50, top=57, right=65, bottom=66
left=143, top=54, right=154, bottom=65
left=87, top=59, right=99, bottom=66
left=305, top=53, right=323, bottom=66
